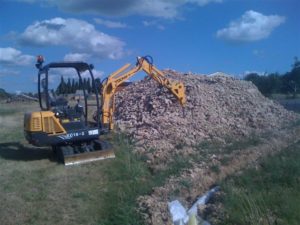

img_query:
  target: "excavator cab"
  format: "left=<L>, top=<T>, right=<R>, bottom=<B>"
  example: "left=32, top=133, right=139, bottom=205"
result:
left=24, top=56, right=115, bottom=165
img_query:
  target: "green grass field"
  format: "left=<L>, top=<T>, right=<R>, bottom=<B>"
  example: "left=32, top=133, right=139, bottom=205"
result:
left=220, top=141, right=300, bottom=225
left=0, top=103, right=134, bottom=225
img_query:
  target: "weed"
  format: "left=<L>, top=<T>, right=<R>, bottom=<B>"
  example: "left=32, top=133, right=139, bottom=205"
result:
left=169, top=188, right=181, bottom=199
left=195, top=135, right=261, bottom=156
left=148, top=147, right=156, bottom=153
left=97, top=134, right=193, bottom=225
left=286, top=118, right=300, bottom=129
left=220, top=155, right=231, bottom=166
left=210, top=164, right=220, bottom=174
left=220, top=141, right=300, bottom=225
left=0, top=107, right=18, bottom=116
left=196, top=139, right=223, bottom=152
left=179, top=178, right=192, bottom=189
left=223, top=135, right=261, bottom=154
left=175, top=141, right=186, bottom=150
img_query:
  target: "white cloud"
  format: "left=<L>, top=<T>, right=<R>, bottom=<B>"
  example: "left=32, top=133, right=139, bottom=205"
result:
left=0, top=47, right=34, bottom=66
left=16, top=0, right=36, bottom=2
left=143, top=20, right=165, bottom=30
left=64, top=53, right=90, bottom=61
left=244, top=70, right=265, bottom=76
left=231, top=70, right=265, bottom=79
left=84, top=69, right=104, bottom=79
left=20, top=17, right=126, bottom=60
left=16, top=0, right=222, bottom=19
left=50, top=67, right=104, bottom=80
left=0, top=68, right=20, bottom=77
left=94, top=18, right=128, bottom=28
left=252, top=49, right=265, bottom=58
left=217, top=10, right=285, bottom=42
left=189, top=0, right=222, bottom=5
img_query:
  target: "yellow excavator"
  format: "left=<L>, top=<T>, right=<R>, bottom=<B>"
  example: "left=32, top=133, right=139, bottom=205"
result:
left=24, top=56, right=186, bottom=165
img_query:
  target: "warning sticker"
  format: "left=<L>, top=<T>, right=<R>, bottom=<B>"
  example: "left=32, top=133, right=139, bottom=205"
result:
left=88, top=129, right=99, bottom=135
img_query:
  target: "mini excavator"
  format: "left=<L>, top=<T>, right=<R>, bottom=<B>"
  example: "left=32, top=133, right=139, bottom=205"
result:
left=24, top=56, right=186, bottom=165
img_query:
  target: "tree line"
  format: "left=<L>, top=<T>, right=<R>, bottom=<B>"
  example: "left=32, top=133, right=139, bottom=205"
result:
left=244, top=57, right=300, bottom=97
left=0, top=88, right=9, bottom=99
left=56, top=76, right=101, bottom=95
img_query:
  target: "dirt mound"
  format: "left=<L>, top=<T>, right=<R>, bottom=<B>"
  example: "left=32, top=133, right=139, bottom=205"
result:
left=115, top=70, right=298, bottom=167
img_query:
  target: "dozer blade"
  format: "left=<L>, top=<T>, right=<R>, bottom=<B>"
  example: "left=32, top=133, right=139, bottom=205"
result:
left=64, top=149, right=115, bottom=166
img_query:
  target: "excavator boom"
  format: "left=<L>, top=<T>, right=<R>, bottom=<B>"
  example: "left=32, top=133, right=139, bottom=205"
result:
left=101, top=56, right=186, bottom=130
left=137, top=57, right=186, bottom=105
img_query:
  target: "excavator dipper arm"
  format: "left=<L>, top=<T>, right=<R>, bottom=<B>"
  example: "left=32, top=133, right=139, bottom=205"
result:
left=101, top=56, right=186, bottom=130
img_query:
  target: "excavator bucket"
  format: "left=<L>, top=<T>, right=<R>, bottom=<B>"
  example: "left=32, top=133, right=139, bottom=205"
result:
left=64, top=149, right=115, bottom=166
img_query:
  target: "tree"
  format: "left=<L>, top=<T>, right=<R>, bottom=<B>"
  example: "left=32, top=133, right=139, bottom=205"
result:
left=281, top=57, right=300, bottom=97
left=244, top=57, right=300, bottom=97
left=267, top=73, right=282, bottom=94
left=94, top=78, right=102, bottom=94
left=71, top=79, right=76, bottom=93
left=56, top=76, right=67, bottom=94
left=67, top=78, right=71, bottom=94
left=75, top=80, right=79, bottom=91
left=0, top=88, right=9, bottom=99
left=292, top=56, right=300, bottom=70
left=87, top=78, right=92, bottom=93
left=83, top=78, right=87, bottom=91
left=244, top=73, right=267, bottom=95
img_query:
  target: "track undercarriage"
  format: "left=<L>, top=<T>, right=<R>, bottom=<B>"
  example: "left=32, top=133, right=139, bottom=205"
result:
left=53, top=140, right=115, bottom=166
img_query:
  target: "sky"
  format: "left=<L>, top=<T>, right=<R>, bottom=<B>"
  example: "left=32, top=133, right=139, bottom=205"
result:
left=0, top=0, right=299, bottom=92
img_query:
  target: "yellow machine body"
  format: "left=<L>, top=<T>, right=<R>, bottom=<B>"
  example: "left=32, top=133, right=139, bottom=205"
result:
left=24, top=111, right=66, bottom=134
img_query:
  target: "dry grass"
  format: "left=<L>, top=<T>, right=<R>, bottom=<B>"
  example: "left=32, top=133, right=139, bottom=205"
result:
left=0, top=102, right=111, bottom=225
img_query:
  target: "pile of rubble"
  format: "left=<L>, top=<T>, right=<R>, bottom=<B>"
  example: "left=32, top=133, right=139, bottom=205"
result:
left=114, top=70, right=298, bottom=166
left=5, top=94, right=38, bottom=103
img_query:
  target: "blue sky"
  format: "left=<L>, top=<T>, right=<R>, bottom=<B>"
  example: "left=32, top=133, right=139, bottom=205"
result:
left=0, top=0, right=299, bottom=92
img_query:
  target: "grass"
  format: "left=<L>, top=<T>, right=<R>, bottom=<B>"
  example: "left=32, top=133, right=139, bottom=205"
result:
left=0, top=102, right=40, bottom=142
left=220, top=141, right=300, bottom=225
left=223, top=134, right=261, bottom=154
left=0, top=102, right=193, bottom=225
left=210, top=164, right=221, bottom=174
left=96, top=133, right=195, bottom=225
left=1, top=102, right=298, bottom=225
left=196, top=134, right=261, bottom=154
left=0, top=107, right=19, bottom=116
left=192, top=134, right=262, bottom=164
left=96, top=134, right=152, bottom=225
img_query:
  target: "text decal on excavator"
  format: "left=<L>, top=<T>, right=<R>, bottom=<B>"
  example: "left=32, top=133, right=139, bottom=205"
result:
left=58, top=131, right=85, bottom=140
